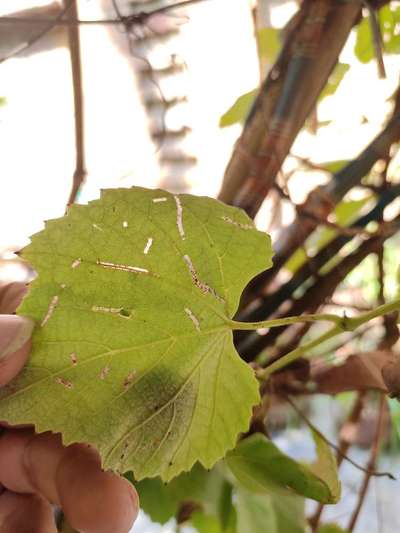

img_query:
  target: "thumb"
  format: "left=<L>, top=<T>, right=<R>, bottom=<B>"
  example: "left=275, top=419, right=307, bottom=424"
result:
left=0, top=315, right=34, bottom=387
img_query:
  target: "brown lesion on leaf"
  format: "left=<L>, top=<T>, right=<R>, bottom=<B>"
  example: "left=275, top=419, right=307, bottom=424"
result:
left=100, top=366, right=110, bottom=380
left=183, top=254, right=224, bottom=303
left=55, top=377, right=73, bottom=389
left=221, top=215, right=254, bottom=230
left=123, top=371, right=137, bottom=391
left=70, top=352, right=78, bottom=366
left=91, top=306, right=132, bottom=319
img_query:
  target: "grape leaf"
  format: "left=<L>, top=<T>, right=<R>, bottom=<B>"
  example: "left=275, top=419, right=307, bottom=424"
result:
left=0, top=187, right=272, bottom=481
left=235, top=486, right=306, bottom=533
left=318, top=525, right=349, bottom=533
left=131, top=463, right=225, bottom=524
left=226, top=433, right=340, bottom=504
left=219, top=89, right=258, bottom=128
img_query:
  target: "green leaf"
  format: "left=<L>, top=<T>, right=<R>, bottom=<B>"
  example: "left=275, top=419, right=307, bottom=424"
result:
left=354, top=17, right=374, bottom=63
left=308, top=431, right=341, bottom=503
left=334, top=197, right=371, bottom=226
left=318, top=524, right=350, bottom=533
left=285, top=196, right=371, bottom=274
left=320, top=160, right=349, bottom=174
left=226, top=433, right=340, bottom=504
left=318, top=63, right=349, bottom=101
left=379, top=6, right=400, bottom=55
left=191, top=512, right=223, bottom=533
left=219, top=89, right=258, bottom=128
left=0, top=96, right=6, bottom=107
left=257, top=28, right=280, bottom=62
left=0, top=187, right=273, bottom=481
left=355, top=6, right=400, bottom=63
left=235, top=487, right=306, bottom=533
left=131, top=462, right=213, bottom=524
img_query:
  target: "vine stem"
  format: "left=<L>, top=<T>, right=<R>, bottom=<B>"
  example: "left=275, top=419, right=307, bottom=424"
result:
left=227, top=297, right=400, bottom=378
left=227, top=312, right=346, bottom=331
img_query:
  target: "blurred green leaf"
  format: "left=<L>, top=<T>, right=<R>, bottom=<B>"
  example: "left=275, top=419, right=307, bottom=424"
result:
left=320, top=160, right=349, bottom=173
left=285, top=248, right=308, bottom=275
left=318, top=525, right=350, bottom=533
left=235, top=487, right=306, bottom=533
left=354, top=16, right=374, bottom=63
left=355, top=5, right=400, bottom=63
left=319, top=63, right=349, bottom=101
left=379, top=5, right=400, bottom=55
left=389, top=398, right=400, bottom=440
left=308, top=431, right=341, bottom=503
left=218, top=481, right=235, bottom=530
left=191, top=512, right=223, bottom=533
left=220, top=89, right=258, bottom=128
left=0, top=97, right=6, bottom=107
left=257, top=27, right=281, bottom=62
left=285, top=196, right=371, bottom=274
left=334, top=197, right=371, bottom=225
left=133, top=463, right=225, bottom=524
left=226, top=433, right=340, bottom=504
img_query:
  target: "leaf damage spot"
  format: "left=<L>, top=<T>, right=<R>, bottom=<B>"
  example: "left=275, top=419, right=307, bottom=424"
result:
left=152, top=197, right=167, bottom=203
left=184, top=307, right=200, bottom=331
left=123, top=371, right=136, bottom=391
left=96, top=260, right=149, bottom=275
left=100, top=366, right=110, bottom=380
left=70, top=352, right=78, bottom=366
left=143, top=237, right=153, bottom=255
left=60, top=283, right=66, bottom=289
left=92, top=306, right=132, bottom=319
left=92, top=305, right=123, bottom=314
left=174, top=195, right=185, bottom=240
left=183, top=255, right=224, bottom=302
left=41, top=295, right=59, bottom=327
left=55, top=377, right=73, bottom=389
left=122, top=221, right=128, bottom=228
left=71, top=258, right=81, bottom=269
left=92, top=224, right=103, bottom=231
left=221, top=216, right=254, bottom=230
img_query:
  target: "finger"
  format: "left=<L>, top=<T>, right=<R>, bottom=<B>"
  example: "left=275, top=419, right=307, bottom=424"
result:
left=0, top=315, right=34, bottom=387
left=56, top=443, right=139, bottom=533
left=0, top=282, right=27, bottom=314
left=0, top=430, right=139, bottom=533
left=0, top=491, right=57, bottom=533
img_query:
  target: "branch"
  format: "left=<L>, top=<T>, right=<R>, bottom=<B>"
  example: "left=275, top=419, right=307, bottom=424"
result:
left=237, top=185, right=400, bottom=327
left=347, top=393, right=388, bottom=531
left=365, top=0, right=386, bottom=79
left=237, top=214, right=400, bottom=361
left=0, top=0, right=210, bottom=26
left=65, top=0, right=86, bottom=208
left=218, top=0, right=363, bottom=214
left=257, top=296, right=400, bottom=378
left=241, top=110, right=400, bottom=303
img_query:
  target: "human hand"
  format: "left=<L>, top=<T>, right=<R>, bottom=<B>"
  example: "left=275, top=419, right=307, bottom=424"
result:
left=0, top=282, right=139, bottom=532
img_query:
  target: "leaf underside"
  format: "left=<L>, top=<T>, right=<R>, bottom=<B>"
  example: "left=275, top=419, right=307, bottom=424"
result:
left=0, top=187, right=272, bottom=481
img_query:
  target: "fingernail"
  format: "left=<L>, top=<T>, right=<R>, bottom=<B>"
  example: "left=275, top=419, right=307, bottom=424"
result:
left=0, top=316, right=35, bottom=361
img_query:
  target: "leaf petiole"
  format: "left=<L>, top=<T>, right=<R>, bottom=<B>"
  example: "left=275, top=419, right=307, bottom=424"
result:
left=253, top=297, right=400, bottom=379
